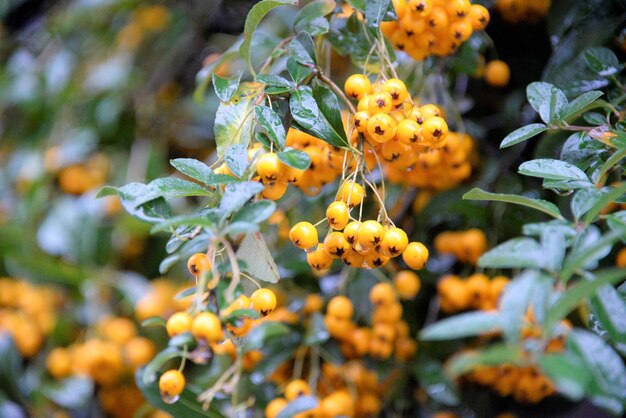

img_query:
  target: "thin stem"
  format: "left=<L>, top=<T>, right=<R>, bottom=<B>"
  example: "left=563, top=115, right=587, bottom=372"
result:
left=199, top=362, right=238, bottom=406
left=221, top=238, right=241, bottom=304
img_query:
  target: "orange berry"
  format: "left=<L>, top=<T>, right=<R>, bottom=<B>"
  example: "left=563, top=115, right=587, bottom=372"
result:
left=250, top=288, right=277, bottom=316
left=284, top=379, right=311, bottom=401
left=327, top=295, right=354, bottom=319
left=367, top=92, right=394, bottom=114
left=166, top=311, right=193, bottom=337
left=469, top=4, right=490, bottom=30
left=257, top=153, right=284, bottom=182
left=394, top=270, right=421, bottom=299
left=187, top=253, right=211, bottom=277
left=396, top=119, right=422, bottom=145
left=485, top=60, right=510, bottom=87
left=337, top=181, right=365, bottom=207
left=357, top=220, right=385, bottom=248
left=382, top=78, right=409, bottom=105
left=265, top=398, right=288, bottom=418
left=369, top=282, right=397, bottom=306
left=326, top=201, right=350, bottom=230
left=379, top=227, right=409, bottom=257
left=402, top=242, right=429, bottom=270
left=344, top=74, right=372, bottom=100
left=159, top=369, right=185, bottom=398
left=367, top=113, right=397, bottom=143
left=289, top=222, right=318, bottom=250
left=191, top=312, right=223, bottom=343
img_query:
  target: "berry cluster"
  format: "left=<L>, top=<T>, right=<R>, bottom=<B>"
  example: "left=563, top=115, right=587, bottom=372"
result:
left=495, top=0, right=551, bottom=23
left=215, top=129, right=346, bottom=201
left=43, top=151, right=110, bottom=196
left=384, top=130, right=475, bottom=191
left=465, top=364, right=555, bottom=404
left=159, top=253, right=277, bottom=402
left=381, top=0, right=490, bottom=60
left=0, top=277, right=63, bottom=358
left=289, top=181, right=429, bottom=271
left=434, top=228, right=488, bottom=265
left=460, top=315, right=571, bottom=404
left=346, top=75, right=450, bottom=149
left=437, top=273, right=509, bottom=312
left=47, top=316, right=156, bottom=418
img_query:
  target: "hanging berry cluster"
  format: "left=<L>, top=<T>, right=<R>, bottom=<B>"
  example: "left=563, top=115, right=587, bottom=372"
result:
left=158, top=252, right=278, bottom=404
left=381, top=0, right=490, bottom=60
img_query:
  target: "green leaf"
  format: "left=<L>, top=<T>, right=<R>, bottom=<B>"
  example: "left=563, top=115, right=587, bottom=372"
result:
left=231, top=200, right=276, bottom=224
left=562, top=228, right=626, bottom=280
left=303, top=313, right=330, bottom=345
left=168, top=332, right=195, bottom=348
left=257, top=74, right=293, bottom=89
left=136, top=369, right=225, bottom=418
left=141, top=347, right=183, bottom=385
left=537, top=353, right=591, bottom=400
left=294, top=0, right=335, bottom=35
left=527, top=82, right=567, bottom=123
left=607, top=211, right=626, bottom=235
left=499, top=123, right=548, bottom=148
left=0, top=334, right=24, bottom=404
left=214, top=82, right=263, bottom=158
left=546, top=268, right=626, bottom=331
left=518, top=159, right=589, bottom=182
left=312, top=80, right=348, bottom=145
left=149, top=213, right=216, bottom=234
left=290, top=86, right=320, bottom=129
left=236, top=232, right=280, bottom=283
left=569, top=329, right=626, bottom=415
left=584, top=47, right=621, bottom=77
left=96, top=185, right=118, bottom=197
left=289, top=33, right=316, bottom=66
left=41, top=377, right=94, bottom=409
left=420, top=311, right=501, bottom=341
left=255, top=105, right=286, bottom=150
left=117, top=179, right=212, bottom=214
left=558, top=90, right=604, bottom=120
left=240, top=0, right=298, bottom=75
left=365, top=0, right=390, bottom=28
left=243, top=321, right=291, bottom=352
left=287, top=57, right=314, bottom=84
left=170, top=159, right=236, bottom=186
left=290, top=86, right=349, bottom=148
left=478, top=238, right=544, bottom=269
left=463, top=188, right=563, bottom=219
left=5, top=253, right=87, bottom=286
left=540, top=226, right=568, bottom=272
left=499, top=271, right=540, bottom=341
left=446, top=345, right=523, bottom=378
left=571, top=188, right=608, bottom=221
left=142, top=317, right=167, bottom=328
left=277, top=149, right=311, bottom=170
left=566, top=226, right=614, bottom=275
left=218, top=181, right=264, bottom=222
left=225, top=144, right=248, bottom=178
left=276, top=396, right=319, bottom=418
left=414, top=360, right=460, bottom=406
left=594, top=148, right=626, bottom=194
left=591, top=284, right=626, bottom=344
left=212, top=72, right=242, bottom=103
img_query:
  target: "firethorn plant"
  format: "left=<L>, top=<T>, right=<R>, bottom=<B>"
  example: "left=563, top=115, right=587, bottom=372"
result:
left=92, top=0, right=626, bottom=416
left=2, top=0, right=626, bottom=418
